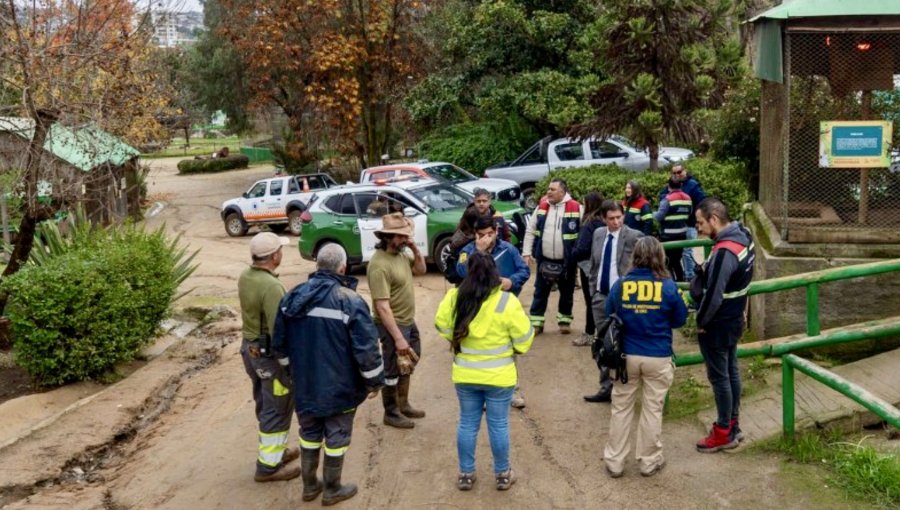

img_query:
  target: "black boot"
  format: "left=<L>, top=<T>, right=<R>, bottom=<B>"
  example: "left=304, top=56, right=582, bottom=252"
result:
left=300, top=448, right=324, bottom=501
left=382, top=385, right=414, bottom=429
left=322, top=455, right=358, bottom=506
left=397, top=375, right=425, bottom=419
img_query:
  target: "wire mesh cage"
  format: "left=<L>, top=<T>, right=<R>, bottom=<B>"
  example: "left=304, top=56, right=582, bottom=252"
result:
left=776, top=31, right=900, bottom=242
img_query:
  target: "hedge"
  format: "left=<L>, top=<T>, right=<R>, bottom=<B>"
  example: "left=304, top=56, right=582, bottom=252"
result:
left=177, top=154, right=249, bottom=174
left=534, top=158, right=751, bottom=217
left=2, top=227, right=197, bottom=386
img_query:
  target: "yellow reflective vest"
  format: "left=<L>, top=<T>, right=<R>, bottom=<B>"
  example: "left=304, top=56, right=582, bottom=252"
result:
left=434, top=287, right=535, bottom=387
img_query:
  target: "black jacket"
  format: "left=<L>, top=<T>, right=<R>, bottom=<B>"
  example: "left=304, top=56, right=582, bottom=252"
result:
left=692, top=222, right=755, bottom=329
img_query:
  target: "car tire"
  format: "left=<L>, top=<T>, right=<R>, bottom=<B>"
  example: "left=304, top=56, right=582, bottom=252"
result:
left=434, top=236, right=453, bottom=275
left=522, top=186, right=538, bottom=211
left=225, top=212, right=249, bottom=237
left=288, top=210, right=303, bottom=236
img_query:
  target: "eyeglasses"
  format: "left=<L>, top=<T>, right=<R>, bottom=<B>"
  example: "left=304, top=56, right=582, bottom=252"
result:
left=672, top=169, right=685, bottom=176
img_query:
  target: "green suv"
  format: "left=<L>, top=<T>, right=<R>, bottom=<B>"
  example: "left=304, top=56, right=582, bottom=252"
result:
left=298, top=178, right=526, bottom=273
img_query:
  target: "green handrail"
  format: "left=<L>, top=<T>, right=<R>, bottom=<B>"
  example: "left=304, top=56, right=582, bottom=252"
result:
left=781, top=354, right=900, bottom=438
left=673, top=317, right=900, bottom=367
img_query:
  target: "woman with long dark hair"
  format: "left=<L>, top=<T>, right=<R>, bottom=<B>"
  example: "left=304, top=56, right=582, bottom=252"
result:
left=623, top=180, right=653, bottom=235
left=570, top=191, right=605, bottom=346
left=435, top=252, right=534, bottom=492
left=602, top=237, right=687, bottom=478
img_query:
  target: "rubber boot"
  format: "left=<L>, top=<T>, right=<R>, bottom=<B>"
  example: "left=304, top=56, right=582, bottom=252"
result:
left=300, top=448, right=324, bottom=502
left=382, top=385, right=414, bottom=429
left=696, top=423, right=738, bottom=453
left=321, top=455, right=358, bottom=506
left=397, top=375, right=425, bottom=419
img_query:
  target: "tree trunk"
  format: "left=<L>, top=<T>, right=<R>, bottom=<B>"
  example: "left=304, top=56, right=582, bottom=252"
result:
left=0, top=108, right=59, bottom=313
left=648, top=143, right=660, bottom=171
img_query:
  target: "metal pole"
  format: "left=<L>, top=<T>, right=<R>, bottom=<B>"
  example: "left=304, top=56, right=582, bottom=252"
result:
left=782, top=358, right=795, bottom=440
left=783, top=354, right=900, bottom=431
left=806, top=283, right=820, bottom=336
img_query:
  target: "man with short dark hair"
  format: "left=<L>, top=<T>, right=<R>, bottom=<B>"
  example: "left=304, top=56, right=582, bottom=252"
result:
left=456, top=215, right=530, bottom=296
left=659, top=164, right=705, bottom=279
left=272, top=243, right=385, bottom=505
left=691, top=198, right=755, bottom=453
left=522, top=178, right=582, bottom=336
left=367, top=213, right=427, bottom=429
left=654, top=179, right=693, bottom=281
left=468, top=188, right=511, bottom=242
left=584, top=200, right=643, bottom=403
left=238, top=232, right=299, bottom=482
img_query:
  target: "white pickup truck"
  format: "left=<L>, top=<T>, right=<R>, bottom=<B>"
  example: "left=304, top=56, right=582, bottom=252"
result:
left=484, top=135, right=694, bottom=209
left=220, top=173, right=338, bottom=237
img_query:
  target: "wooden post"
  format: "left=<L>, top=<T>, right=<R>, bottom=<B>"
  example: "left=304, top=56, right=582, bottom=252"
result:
left=858, top=91, right=872, bottom=224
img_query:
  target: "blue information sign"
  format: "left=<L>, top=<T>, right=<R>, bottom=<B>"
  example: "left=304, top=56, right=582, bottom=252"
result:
left=831, top=125, right=883, bottom=157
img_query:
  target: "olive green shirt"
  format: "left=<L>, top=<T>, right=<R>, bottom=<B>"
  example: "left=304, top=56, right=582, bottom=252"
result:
left=238, top=266, right=286, bottom=340
left=367, top=249, right=415, bottom=326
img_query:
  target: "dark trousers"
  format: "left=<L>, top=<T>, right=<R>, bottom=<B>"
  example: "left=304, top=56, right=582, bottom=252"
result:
left=298, top=411, right=356, bottom=457
left=529, top=260, right=576, bottom=325
left=664, top=247, right=685, bottom=282
left=699, top=321, right=744, bottom=427
left=377, top=322, right=421, bottom=386
left=241, top=339, right=294, bottom=473
left=579, top=269, right=596, bottom=336
left=590, top=292, right=612, bottom=392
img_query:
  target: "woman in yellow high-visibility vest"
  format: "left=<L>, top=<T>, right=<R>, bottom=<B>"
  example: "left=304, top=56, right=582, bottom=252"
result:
left=435, top=251, right=534, bottom=492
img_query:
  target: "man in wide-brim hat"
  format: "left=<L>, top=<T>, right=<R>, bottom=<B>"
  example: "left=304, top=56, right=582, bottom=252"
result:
left=366, top=212, right=427, bottom=429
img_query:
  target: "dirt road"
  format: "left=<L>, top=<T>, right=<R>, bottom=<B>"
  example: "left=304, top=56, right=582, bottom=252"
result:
left=2, top=159, right=859, bottom=509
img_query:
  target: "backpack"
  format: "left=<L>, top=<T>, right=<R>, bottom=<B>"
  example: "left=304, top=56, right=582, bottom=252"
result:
left=591, top=313, right=628, bottom=384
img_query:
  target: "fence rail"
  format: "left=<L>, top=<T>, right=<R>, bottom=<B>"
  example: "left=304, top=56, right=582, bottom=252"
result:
left=781, top=354, right=900, bottom=438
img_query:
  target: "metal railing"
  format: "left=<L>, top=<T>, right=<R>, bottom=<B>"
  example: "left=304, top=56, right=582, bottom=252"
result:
left=782, top=354, right=900, bottom=438
left=661, top=245, right=900, bottom=438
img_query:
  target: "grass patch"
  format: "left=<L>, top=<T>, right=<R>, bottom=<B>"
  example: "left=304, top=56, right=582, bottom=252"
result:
left=761, top=431, right=900, bottom=509
left=665, top=356, right=775, bottom=420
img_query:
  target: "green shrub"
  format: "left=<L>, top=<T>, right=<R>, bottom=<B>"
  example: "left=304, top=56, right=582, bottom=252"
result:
left=177, top=154, right=249, bottom=174
left=534, top=157, right=750, bottom=216
left=419, top=116, right=537, bottom=175
left=2, top=226, right=198, bottom=386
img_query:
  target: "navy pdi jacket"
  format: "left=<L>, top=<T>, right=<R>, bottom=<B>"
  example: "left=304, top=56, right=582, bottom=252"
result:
left=606, top=268, right=688, bottom=358
left=272, top=270, right=385, bottom=417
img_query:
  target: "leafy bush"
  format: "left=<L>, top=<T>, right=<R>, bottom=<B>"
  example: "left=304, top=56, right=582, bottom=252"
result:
left=419, top=116, right=537, bottom=175
left=534, top=158, right=750, bottom=216
left=2, top=224, right=198, bottom=386
left=177, top=154, right=249, bottom=174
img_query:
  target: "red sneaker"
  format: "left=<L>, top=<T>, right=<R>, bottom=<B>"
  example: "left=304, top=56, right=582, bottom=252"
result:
left=696, top=423, right=739, bottom=453
left=729, top=418, right=744, bottom=443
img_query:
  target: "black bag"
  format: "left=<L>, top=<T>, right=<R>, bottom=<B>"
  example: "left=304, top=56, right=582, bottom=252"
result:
left=591, top=313, right=628, bottom=384
left=689, top=260, right=706, bottom=307
left=538, top=260, right=566, bottom=283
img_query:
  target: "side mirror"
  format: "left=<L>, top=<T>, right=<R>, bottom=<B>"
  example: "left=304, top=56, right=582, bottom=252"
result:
left=403, top=207, right=420, bottom=217
left=242, top=192, right=249, bottom=199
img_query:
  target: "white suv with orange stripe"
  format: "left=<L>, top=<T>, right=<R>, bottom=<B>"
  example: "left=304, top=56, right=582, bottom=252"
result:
left=221, top=173, right=338, bottom=237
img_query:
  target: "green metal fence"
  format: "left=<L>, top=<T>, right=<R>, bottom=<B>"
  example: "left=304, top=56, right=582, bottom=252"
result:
left=662, top=239, right=900, bottom=438
left=239, top=147, right=274, bottom=163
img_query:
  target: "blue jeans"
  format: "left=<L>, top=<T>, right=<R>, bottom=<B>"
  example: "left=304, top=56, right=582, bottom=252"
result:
left=698, top=322, right=743, bottom=427
left=682, top=227, right=698, bottom=280
left=455, top=384, right=514, bottom=474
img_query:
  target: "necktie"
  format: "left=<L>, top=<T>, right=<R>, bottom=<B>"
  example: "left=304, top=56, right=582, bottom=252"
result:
left=600, top=233, right=613, bottom=295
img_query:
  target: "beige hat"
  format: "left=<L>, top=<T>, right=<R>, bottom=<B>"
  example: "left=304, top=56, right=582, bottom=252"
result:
left=250, top=232, right=290, bottom=257
left=375, top=212, right=414, bottom=238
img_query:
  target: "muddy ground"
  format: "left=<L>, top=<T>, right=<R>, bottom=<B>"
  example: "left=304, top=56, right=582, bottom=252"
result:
left=0, top=158, right=868, bottom=509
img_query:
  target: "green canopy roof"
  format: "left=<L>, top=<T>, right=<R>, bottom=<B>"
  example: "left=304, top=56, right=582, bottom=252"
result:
left=0, top=117, right=138, bottom=172
left=750, top=0, right=900, bottom=21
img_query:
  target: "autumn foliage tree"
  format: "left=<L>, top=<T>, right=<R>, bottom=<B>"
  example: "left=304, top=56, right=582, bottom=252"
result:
left=0, top=0, right=172, bottom=303
left=219, top=0, right=424, bottom=168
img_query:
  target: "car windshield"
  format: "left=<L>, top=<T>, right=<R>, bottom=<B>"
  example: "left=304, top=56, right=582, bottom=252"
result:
left=610, top=135, right=643, bottom=153
left=409, top=183, right=471, bottom=211
left=425, top=164, right=474, bottom=184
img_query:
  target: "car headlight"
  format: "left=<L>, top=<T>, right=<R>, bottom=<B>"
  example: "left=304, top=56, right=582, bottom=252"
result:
left=497, top=188, right=519, bottom=201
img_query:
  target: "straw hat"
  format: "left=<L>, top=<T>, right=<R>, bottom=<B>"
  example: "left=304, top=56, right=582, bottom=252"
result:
left=375, top=212, right=414, bottom=238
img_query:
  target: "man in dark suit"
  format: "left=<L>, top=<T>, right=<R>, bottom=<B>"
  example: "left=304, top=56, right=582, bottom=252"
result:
left=584, top=200, right=644, bottom=402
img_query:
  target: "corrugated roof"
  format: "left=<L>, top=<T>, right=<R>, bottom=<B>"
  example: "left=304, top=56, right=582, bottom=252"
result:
left=750, top=0, right=900, bottom=22
left=0, top=117, right=138, bottom=172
